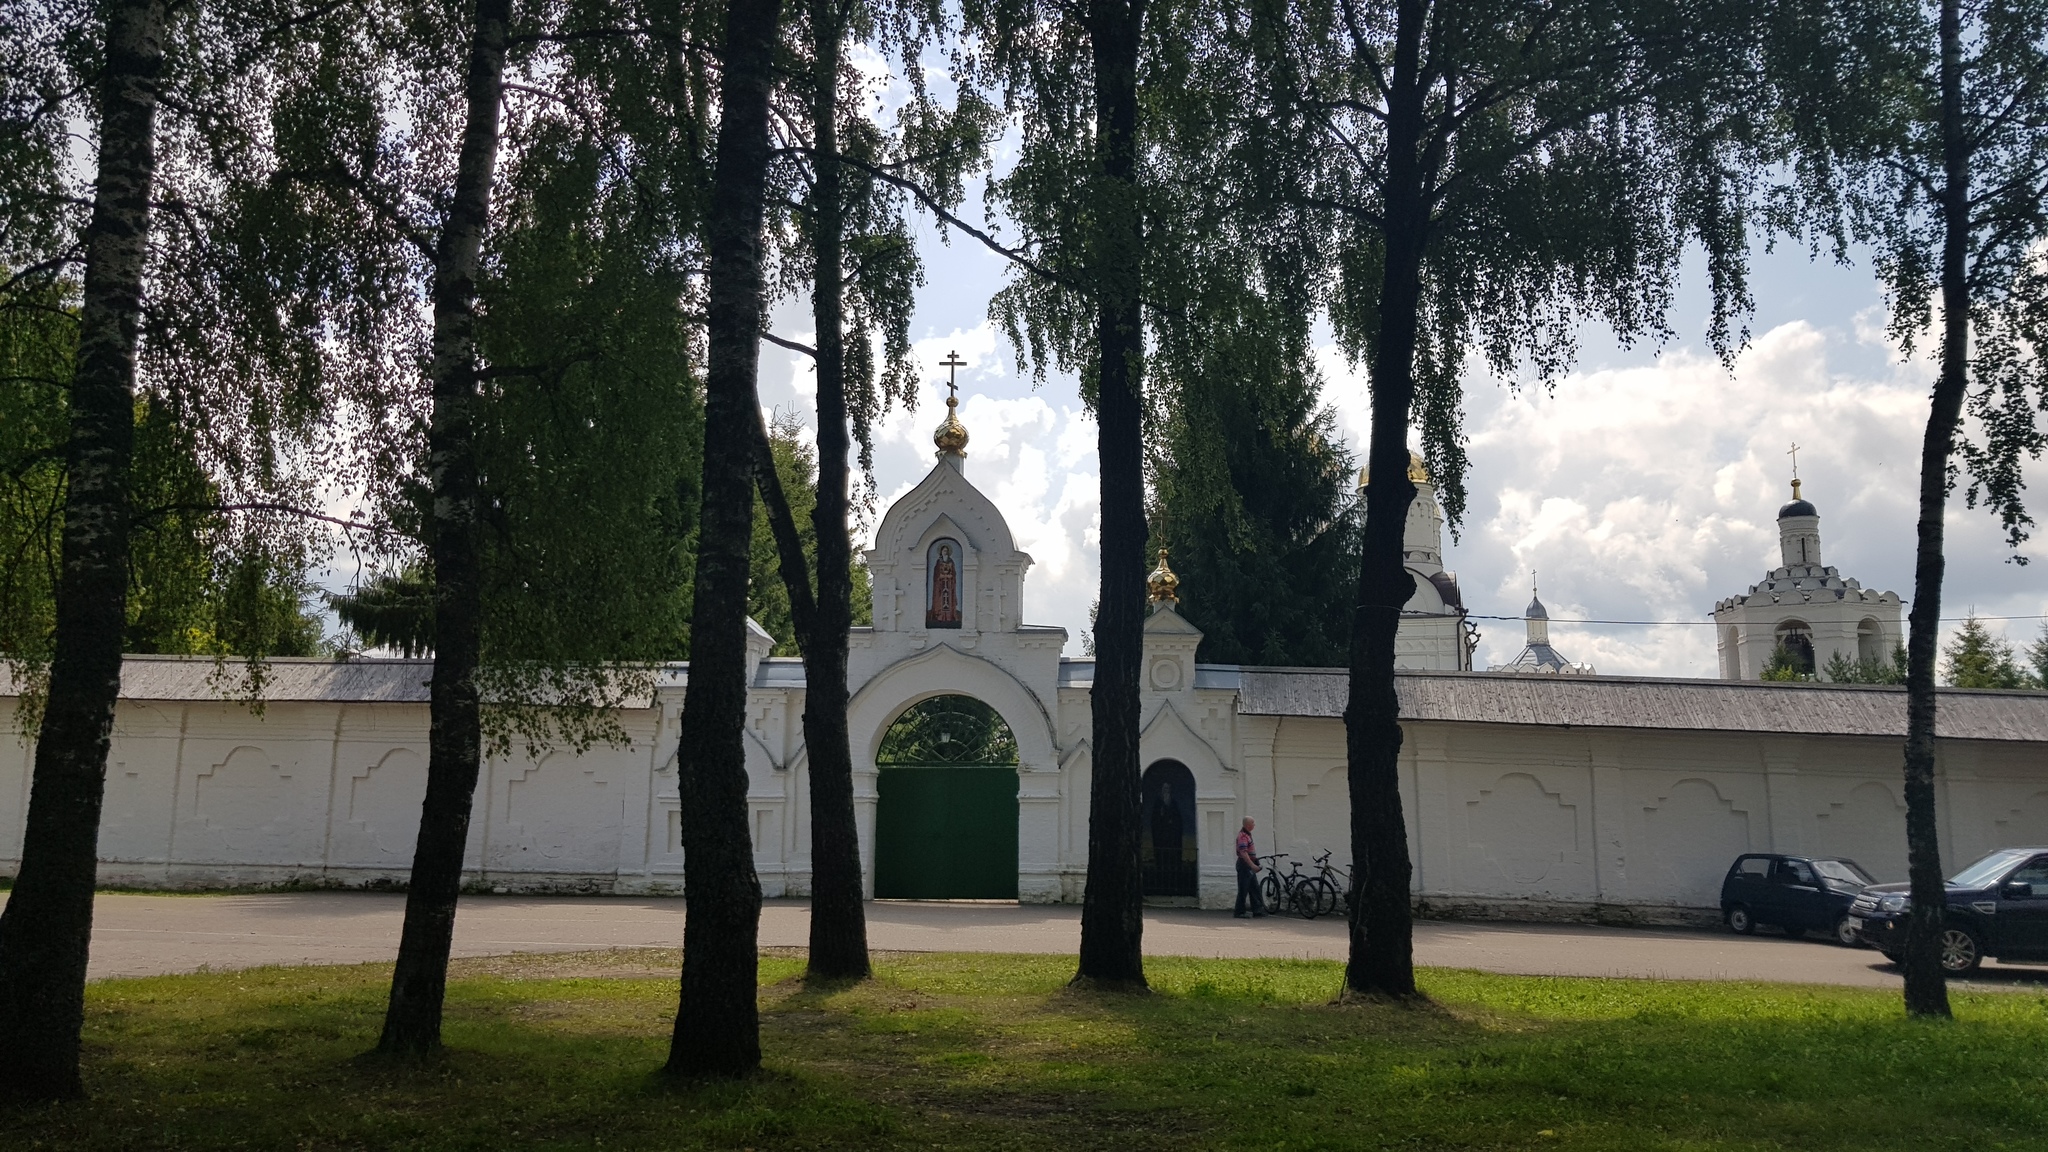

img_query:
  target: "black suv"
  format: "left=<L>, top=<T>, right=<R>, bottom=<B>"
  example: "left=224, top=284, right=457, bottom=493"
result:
left=1852, top=847, right=2048, bottom=973
left=1720, top=853, right=1877, bottom=945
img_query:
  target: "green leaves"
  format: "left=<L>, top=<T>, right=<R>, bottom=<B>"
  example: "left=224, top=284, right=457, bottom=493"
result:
left=1832, top=0, right=2048, bottom=552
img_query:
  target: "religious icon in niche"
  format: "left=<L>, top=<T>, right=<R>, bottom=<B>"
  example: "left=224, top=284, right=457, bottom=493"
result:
left=926, top=538, right=964, bottom=628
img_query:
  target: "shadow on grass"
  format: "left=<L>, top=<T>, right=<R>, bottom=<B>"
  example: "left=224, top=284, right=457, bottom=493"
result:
left=6, top=953, right=2048, bottom=1151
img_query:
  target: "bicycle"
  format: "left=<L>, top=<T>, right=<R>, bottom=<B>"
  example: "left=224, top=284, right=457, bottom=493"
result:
left=1277, top=856, right=1327, bottom=918
left=1254, top=853, right=1298, bottom=914
left=1293, top=850, right=1349, bottom=920
left=1257, top=853, right=1334, bottom=919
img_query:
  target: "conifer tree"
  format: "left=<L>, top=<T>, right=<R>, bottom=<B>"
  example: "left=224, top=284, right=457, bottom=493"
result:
left=1942, top=616, right=2029, bottom=688
left=1147, top=299, right=1359, bottom=667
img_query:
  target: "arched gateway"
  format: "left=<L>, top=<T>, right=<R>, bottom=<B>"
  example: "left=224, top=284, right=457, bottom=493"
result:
left=872, top=696, right=1019, bottom=898
left=842, top=393, right=1066, bottom=901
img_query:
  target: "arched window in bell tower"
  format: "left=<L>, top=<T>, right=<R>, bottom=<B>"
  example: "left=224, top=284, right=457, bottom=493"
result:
left=1775, top=620, right=1816, bottom=675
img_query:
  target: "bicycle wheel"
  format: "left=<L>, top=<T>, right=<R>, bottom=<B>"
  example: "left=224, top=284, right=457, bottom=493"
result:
left=1259, top=871, right=1282, bottom=913
left=1298, top=877, right=1336, bottom=919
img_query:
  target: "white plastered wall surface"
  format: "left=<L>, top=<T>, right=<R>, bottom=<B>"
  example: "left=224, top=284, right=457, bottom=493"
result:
left=1238, top=670, right=2048, bottom=924
left=3, top=660, right=2048, bottom=922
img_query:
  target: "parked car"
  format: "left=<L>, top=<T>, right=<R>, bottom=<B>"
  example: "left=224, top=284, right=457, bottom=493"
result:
left=1852, top=847, right=2048, bottom=973
left=1720, top=853, right=1878, bottom=945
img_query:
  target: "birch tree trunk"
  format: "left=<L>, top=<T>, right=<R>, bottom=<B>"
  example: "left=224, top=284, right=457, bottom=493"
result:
left=377, top=0, right=509, bottom=1055
left=1342, top=0, right=1425, bottom=1001
left=665, top=0, right=783, bottom=1077
left=1075, top=0, right=1149, bottom=989
left=0, top=0, right=164, bottom=1100
left=1899, top=0, right=1968, bottom=1021
left=802, top=0, right=871, bottom=983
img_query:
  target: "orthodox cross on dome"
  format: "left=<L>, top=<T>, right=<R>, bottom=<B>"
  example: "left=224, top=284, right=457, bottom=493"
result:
left=1787, top=441, right=1803, bottom=499
left=940, top=350, right=966, bottom=397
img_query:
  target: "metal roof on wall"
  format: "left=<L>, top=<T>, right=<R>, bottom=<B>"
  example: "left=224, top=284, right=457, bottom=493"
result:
left=1234, top=667, right=2048, bottom=743
left=0, top=656, right=665, bottom=707
left=5, top=657, right=2046, bottom=743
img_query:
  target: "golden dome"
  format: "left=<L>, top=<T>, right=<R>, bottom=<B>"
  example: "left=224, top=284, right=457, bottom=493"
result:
left=1146, top=547, right=1180, bottom=604
left=933, top=394, right=968, bottom=456
left=1357, top=451, right=1430, bottom=490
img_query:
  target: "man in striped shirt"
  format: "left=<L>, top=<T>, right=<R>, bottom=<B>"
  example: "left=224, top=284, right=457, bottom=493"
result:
left=1234, top=817, right=1266, bottom=918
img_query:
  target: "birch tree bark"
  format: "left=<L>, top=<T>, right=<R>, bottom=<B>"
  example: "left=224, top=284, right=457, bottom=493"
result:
left=0, top=0, right=164, bottom=1101
left=665, top=0, right=783, bottom=1078
left=378, top=0, right=510, bottom=1055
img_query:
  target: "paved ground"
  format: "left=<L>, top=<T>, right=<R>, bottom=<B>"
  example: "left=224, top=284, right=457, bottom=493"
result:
left=34, top=891, right=2048, bottom=989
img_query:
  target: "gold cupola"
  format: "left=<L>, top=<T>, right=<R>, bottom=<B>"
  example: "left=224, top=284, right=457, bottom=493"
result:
left=1358, top=451, right=1431, bottom=490
left=1147, top=547, right=1180, bottom=606
left=933, top=392, right=968, bottom=458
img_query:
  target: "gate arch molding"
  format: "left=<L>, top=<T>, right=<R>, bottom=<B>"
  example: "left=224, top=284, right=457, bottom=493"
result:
left=845, top=644, right=1060, bottom=898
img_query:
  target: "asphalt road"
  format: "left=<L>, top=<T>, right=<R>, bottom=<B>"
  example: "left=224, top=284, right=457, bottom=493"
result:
left=26, top=890, right=2046, bottom=989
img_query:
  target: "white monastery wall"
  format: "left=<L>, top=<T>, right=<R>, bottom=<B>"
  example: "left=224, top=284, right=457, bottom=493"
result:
left=8, top=662, right=2046, bottom=927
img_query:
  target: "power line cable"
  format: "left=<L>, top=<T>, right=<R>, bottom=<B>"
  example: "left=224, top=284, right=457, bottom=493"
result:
left=1445, top=612, right=2048, bottom=626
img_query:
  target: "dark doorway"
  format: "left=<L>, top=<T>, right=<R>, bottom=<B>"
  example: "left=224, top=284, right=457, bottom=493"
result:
left=873, top=696, right=1019, bottom=899
left=1141, top=760, right=1198, bottom=899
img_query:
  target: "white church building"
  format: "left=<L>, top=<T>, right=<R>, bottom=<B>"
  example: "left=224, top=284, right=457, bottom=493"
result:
left=1713, top=478, right=1906, bottom=679
left=3, top=407, right=2045, bottom=924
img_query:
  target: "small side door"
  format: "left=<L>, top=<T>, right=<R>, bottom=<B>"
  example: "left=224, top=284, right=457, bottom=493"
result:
left=1995, top=855, right=2048, bottom=957
left=1772, top=858, right=1831, bottom=930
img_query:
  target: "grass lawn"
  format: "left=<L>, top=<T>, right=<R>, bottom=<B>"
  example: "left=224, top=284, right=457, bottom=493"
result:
left=3, top=950, right=2044, bottom=1151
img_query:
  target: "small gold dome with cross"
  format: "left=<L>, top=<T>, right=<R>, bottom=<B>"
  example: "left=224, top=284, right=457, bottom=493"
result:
left=933, top=349, right=970, bottom=457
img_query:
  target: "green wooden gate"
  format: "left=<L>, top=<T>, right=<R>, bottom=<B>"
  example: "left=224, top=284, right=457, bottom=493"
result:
left=873, top=764, right=1019, bottom=899
left=872, top=696, right=1020, bottom=900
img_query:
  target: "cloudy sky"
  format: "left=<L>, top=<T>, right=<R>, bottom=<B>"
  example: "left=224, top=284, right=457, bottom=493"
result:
left=757, top=184, right=2048, bottom=675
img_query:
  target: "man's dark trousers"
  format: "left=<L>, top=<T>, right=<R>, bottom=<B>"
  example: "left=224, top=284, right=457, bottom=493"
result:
left=1235, top=860, right=1265, bottom=916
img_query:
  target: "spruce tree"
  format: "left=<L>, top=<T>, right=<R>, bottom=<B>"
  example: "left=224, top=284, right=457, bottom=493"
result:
left=1942, top=616, right=2028, bottom=689
left=1147, top=306, right=1359, bottom=667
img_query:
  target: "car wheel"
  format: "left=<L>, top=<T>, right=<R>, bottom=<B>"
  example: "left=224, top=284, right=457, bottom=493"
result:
left=1727, top=905, right=1756, bottom=935
left=1939, top=927, right=1983, bottom=974
left=1832, top=916, right=1860, bottom=947
left=1782, top=925, right=1805, bottom=939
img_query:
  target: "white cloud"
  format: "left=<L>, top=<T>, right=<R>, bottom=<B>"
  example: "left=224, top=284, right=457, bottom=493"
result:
left=1316, top=319, right=2047, bottom=676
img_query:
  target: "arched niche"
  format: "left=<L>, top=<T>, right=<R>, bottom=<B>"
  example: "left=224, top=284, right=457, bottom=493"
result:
left=1141, top=759, right=1198, bottom=899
